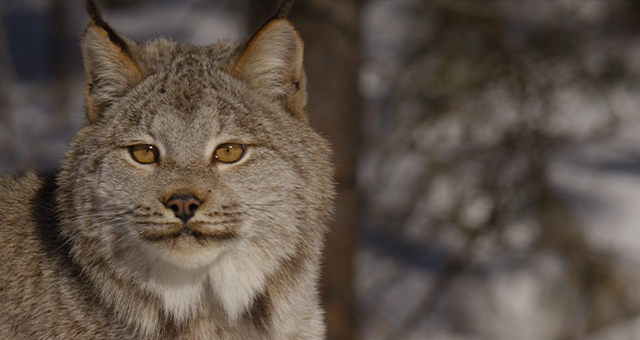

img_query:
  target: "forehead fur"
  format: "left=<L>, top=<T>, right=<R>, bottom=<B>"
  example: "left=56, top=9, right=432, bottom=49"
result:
left=98, top=38, right=272, bottom=128
left=86, top=43, right=304, bottom=162
left=136, top=38, right=237, bottom=79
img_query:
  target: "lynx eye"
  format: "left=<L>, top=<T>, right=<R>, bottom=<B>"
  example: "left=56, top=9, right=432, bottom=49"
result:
left=130, top=144, right=159, bottom=164
left=214, top=143, right=245, bottom=163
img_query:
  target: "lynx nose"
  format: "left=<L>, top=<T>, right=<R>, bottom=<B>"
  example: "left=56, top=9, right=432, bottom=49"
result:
left=165, top=195, right=201, bottom=223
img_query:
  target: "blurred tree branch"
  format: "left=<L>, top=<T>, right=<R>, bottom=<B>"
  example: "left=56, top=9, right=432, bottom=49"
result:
left=360, top=0, right=640, bottom=338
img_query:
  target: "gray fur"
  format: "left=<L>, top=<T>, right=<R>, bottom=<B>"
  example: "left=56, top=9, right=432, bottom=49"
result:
left=0, top=1, right=334, bottom=339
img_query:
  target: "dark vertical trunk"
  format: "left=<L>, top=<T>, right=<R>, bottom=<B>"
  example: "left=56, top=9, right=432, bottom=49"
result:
left=249, top=1, right=362, bottom=339
left=50, top=0, right=70, bottom=123
left=50, top=0, right=66, bottom=83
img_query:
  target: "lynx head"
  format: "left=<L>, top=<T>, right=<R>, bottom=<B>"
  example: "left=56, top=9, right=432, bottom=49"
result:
left=56, top=0, right=333, bottom=324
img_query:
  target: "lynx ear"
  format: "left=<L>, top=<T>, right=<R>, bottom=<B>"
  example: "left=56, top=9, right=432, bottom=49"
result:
left=232, top=18, right=307, bottom=120
left=82, top=0, right=143, bottom=123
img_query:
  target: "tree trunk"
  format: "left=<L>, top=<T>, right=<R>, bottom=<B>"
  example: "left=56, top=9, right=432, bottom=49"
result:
left=248, top=1, right=362, bottom=339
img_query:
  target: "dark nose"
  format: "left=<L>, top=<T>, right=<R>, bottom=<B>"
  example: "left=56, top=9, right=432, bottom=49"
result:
left=165, top=195, right=201, bottom=223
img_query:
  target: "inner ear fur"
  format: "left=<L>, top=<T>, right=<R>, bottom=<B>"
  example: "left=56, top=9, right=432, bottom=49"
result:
left=232, top=18, right=307, bottom=120
left=82, top=13, right=143, bottom=123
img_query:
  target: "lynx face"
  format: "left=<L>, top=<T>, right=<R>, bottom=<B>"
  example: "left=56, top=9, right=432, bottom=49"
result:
left=54, top=2, right=334, bottom=325
left=83, top=58, right=311, bottom=269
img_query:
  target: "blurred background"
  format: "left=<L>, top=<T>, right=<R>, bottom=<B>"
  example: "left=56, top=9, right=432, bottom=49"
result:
left=4, top=0, right=640, bottom=339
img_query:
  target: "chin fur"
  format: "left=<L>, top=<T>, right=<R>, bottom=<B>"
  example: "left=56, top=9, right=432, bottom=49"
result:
left=129, top=233, right=277, bottom=324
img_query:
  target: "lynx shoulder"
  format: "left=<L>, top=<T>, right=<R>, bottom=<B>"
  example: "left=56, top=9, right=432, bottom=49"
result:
left=0, top=1, right=334, bottom=339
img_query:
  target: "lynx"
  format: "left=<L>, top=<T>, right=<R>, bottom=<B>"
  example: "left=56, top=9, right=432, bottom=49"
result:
left=0, top=0, right=334, bottom=339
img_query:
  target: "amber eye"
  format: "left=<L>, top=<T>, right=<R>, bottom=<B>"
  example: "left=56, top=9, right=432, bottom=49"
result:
left=214, top=143, right=245, bottom=163
left=130, top=144, right=159, bottom=164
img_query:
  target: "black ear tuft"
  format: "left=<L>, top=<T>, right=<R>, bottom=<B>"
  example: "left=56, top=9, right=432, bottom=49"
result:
left=82, top=0, right=143, bottom=123
left=232, top=0, right=307, bottom=119
left=84, top=0, right=104, bottom=24
left=275, top=0, right=296, bottom=19
left=84, top=0, right=132, bottom=56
